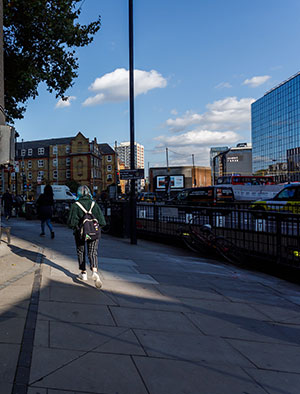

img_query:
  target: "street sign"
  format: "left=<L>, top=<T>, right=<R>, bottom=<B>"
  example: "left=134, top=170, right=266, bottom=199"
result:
left=120, top=168, right=144, bottom=180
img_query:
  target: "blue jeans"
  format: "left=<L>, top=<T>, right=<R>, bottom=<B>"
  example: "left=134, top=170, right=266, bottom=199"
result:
left=41, top=218, right=53, bottom=234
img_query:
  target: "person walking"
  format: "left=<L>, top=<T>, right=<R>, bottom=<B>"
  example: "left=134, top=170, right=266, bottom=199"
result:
left=68, top=185, right=106, bottom=288
left=2, top=189, right=13, bottom=220
left=36, top=184, right=55, bottom=238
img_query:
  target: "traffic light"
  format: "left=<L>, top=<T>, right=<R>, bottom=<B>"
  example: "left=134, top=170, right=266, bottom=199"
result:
left=22, top=175, right=27, bottom=191
left=116, top=171, right=120, bottom=184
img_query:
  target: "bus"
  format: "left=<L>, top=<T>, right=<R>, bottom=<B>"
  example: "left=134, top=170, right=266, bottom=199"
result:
left=217, top=175, right=275, bottom=186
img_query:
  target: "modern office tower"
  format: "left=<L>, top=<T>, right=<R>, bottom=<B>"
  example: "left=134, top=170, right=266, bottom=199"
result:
left=252, top=72, right=300, bottom=182
left=115, top=141, right=144, bottom=169
left=210, top=146, right=229, bottom=184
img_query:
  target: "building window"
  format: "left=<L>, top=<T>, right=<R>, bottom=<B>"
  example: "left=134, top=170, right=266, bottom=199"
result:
left=28, top=148, right=33, bottom=156
left=21, top=161, right=25, bottom=168
left=38, top=147, right=44, bottom=155
left=38, top=171, right=44, bottom=179
left=21, top=149, right=26, bottom=157
left=107, top=155, right=112, bottom=162
left=28, top=184, right=32, bottom=191
left=66, top=145, right=71, bottom=153
left=12, top=184, right=16, bottom=192
left=66, top=157, right=71, bottom=166
left=107, top=174, right=112, bottom=181
left=11, top=172, right=15, bottom=180
left=53, top=170, right=58, bottom=179
left=66, top=169, right=71, bottom=179
left=107, top=165, right=112, bottom=172
left=77, top=141, right=82, bottom=152
left=53, top=158, right=58, bottom=166
left=53, top=146, right=58, bottom=154
left=28, top=160, right=32, bottom=169
left=38, top=160, right=44, bottom=168
left=28, top=172, right=32, bottom=180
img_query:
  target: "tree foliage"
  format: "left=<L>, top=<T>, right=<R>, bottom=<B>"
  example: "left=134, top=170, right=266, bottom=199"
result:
left=4, top=0, right=101, bottom=122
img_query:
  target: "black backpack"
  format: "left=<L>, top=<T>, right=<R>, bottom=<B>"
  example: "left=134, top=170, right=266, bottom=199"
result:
left=76, top=201, right=100, bottom=241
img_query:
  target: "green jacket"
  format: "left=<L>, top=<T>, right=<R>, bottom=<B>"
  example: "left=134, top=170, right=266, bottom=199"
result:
left=67, top=196, right=106, bottom=231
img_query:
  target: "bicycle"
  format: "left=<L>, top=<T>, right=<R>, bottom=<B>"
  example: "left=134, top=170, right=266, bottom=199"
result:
left=178, top=218, right=241, bottom=266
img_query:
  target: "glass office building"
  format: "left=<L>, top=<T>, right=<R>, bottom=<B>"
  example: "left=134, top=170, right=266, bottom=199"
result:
left=252, top=72, right=300, bottom=182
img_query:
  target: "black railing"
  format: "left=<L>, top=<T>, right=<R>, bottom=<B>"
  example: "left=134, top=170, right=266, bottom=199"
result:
left=104, top=201, right=300, bottom=268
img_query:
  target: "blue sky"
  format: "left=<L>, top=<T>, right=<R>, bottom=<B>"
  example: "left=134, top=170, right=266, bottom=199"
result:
left=14, top=0, right=300, bottom=169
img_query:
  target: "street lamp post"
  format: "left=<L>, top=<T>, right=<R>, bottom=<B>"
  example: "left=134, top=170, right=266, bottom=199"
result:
left=129, top=0, right=137, bottom=245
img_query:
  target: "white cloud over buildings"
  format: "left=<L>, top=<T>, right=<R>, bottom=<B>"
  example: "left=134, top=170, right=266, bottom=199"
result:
left=82, top=68, right=167, bottom=106
left=155, top=96, right=255, bottom=166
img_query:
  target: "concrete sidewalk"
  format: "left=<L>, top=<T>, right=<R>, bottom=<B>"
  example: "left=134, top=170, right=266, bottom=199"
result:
left=1, top=218, right=300, bottom=394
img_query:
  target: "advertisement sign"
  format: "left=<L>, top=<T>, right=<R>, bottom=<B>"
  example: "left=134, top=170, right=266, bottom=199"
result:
left=156, top=175, right=184, bottom=189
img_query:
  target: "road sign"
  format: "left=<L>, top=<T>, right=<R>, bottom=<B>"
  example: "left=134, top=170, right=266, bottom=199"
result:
left=120, top=168, right=144, bottom=180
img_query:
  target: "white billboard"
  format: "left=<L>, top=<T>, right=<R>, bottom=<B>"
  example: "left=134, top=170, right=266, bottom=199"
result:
left=156, top=175, right=184, bottom=189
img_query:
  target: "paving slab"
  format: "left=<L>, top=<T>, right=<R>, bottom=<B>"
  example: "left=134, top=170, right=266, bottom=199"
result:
left=47, top=285, right=117, bottom=306
left=250, top=303, right=300, bottom=323
left=0, top=284, right=32, bottom=302
left=186, top=309, right=300, bottom=345
left=27, top=388, right=47, bottom=394
left=29, top=347, right=84, bottom=384
left=110, top=306, right=201, bottom=333
left=49, top=322, right=145, bottom=355
left=0, top=300, right=30, bottom=318
left=133, top=356, right=267, bottom=394
left=37, top=300, right=115, bottom=326
left=31, top=353, right=148, bottom=394
left=155, top=284, right=227, bottom=300
left=245, top=368, right=300, bottom=394
left=228, top=338, right=300, bottom=373
left=0, top=316, right=26, bottom=343
left=100, top=257, right=137, bottom=266
left=100, top=270, right=159, bottom=284
left=134, top=329, right=252, bottom=367
left=0, top=343, right=20, bottom=383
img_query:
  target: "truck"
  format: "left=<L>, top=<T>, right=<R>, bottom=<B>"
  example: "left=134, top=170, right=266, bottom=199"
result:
left=36, top=185, right=75, bottom=201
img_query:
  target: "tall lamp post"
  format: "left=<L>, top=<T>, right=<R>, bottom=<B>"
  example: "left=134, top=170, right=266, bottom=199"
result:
left=129, top=0, right=137, bottom=244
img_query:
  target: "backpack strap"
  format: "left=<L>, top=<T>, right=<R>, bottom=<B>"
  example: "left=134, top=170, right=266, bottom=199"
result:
left=88, top=201, right=95, bottom=214
left=75, top=201, right=88, bottom=214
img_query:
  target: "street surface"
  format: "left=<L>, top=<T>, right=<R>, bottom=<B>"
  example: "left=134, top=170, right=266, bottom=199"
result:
left=1, top=217, right=300, bottom=393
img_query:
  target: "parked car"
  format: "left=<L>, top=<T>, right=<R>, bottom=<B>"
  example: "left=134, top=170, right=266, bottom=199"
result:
left=170, top=186, right=234, bottom=206
left=250, top=184, right=300, bottom=214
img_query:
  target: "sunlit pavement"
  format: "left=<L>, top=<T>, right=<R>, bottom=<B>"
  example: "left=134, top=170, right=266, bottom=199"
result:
left=1, top=217, right=300, bottom=394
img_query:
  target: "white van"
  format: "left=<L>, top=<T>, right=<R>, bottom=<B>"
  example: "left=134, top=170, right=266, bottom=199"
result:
left=37, top=185, right=75, bottom=201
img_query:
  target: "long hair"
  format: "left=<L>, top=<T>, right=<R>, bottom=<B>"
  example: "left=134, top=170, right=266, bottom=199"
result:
left=44, top=184, right=53, bottom=198
left=76, top=185, right=92, bottom=199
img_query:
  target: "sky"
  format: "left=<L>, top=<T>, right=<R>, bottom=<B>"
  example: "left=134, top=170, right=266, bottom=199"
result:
left=13, top=0, right=300, bottom=170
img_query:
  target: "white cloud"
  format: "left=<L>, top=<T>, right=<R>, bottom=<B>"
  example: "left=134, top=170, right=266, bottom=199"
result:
left=243, top=75, right=271, bottom=87
left=82, top=68, right=167, bottom=106
left=55, top=96, right=76, bottom=109
left=156, top=96, right=254, bottom=166
left=215, top=81, right=232, bottom=89
left=165, top=97, right=255, bottom=132
left=170, top=109, right=178, bottom=115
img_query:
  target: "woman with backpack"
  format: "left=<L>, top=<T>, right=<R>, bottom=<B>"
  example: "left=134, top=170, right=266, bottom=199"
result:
left=36, top=184, right=55, bottom=238
left=67, top=185, right=106, bottom=288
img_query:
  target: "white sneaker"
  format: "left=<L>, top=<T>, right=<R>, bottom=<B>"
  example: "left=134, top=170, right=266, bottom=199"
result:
left=78, top=272, right=87, bottom=281
left=92, top=271, right=102, bottom=289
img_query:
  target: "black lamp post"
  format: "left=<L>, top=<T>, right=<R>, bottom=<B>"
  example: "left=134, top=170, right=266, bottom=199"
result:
left=129, top=0, right=137, bottom=244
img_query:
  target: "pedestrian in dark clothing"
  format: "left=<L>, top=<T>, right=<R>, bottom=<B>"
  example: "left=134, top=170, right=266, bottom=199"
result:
left=68, top=185, right=106, bottom=288
left=2, top=189, right=13, bottom=220
left=36, top=184, right=55, bottom=238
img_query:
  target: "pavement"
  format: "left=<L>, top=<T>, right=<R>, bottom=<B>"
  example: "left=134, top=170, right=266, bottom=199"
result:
left=0, top=217, right=300, bottom=394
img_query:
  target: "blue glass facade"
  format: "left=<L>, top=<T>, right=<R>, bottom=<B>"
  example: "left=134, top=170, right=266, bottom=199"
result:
left=252, top=72, right=300, bottom=181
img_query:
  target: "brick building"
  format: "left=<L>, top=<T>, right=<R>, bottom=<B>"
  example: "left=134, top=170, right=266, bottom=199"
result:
left=9, top=132, right=103, bottom=196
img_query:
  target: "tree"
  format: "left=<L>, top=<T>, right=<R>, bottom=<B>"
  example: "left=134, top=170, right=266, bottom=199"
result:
left=4, top=0, right=101, bottom=122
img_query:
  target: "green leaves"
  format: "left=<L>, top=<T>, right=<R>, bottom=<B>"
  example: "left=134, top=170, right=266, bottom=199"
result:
left=4, top=0, right=101, bottom=122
